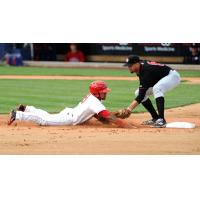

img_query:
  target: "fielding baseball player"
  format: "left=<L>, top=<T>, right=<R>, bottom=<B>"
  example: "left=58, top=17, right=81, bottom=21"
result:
left=8, top=81, right=134, bottom=128
left=115, top=55, right=181, bottom=128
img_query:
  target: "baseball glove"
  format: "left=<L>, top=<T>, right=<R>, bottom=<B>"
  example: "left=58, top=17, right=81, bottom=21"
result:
left=113, top=108, right=132, bottom=119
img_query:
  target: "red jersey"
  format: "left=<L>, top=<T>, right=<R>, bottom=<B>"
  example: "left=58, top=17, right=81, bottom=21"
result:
left=65, top=51, right=85, bottom=62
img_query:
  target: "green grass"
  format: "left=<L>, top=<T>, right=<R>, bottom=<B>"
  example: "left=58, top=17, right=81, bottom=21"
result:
left=179, top=70, right=200, bottom=77
left=0, top=65, right=200, bottom=77
left=0, top=79, right=199, bottom=114
left=0, top=66, right=132, bottom=77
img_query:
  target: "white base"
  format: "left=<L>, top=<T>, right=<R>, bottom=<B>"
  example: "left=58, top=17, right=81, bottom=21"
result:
left=166, top=122, right=196, bottom=129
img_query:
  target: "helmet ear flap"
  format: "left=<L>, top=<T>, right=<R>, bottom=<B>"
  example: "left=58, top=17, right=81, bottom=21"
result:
left=93, top=92, right=100, bottom=98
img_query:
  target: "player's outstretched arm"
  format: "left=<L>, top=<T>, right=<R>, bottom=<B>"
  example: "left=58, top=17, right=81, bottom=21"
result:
left=107, top=113, right=136, bottom=128
left=94, top=114, right=109, bottom=124
left=97, top=110, right=136, bottom=128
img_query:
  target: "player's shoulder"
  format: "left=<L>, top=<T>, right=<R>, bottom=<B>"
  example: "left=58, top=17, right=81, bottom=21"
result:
left=141, top=60, right=149, bottom=67
left=88, top=93, right=102, bottom=103
left=143, top=60, right=169, bottom=67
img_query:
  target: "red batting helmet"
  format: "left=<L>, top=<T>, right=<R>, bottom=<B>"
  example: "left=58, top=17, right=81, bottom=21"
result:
left=89, top=81, right=110, bottom=95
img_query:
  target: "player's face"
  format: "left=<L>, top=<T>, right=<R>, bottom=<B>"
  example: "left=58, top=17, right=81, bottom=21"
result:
left=99, top=92, right=107, bottom=100
left=128, top=63, right=140, bottom=73
left=70, top=44, right=77, bottom=52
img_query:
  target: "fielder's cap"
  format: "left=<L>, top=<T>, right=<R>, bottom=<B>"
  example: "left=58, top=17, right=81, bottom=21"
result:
left=123, top=55, right=140, bottom=67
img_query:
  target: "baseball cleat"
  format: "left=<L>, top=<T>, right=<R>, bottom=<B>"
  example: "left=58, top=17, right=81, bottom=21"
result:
left=151, top=118, right=166, bottom=128
left=8, top=110, right=16, bottom=125
left=17, top=104, right=26, bottom=112
left=142, top=118, right=157, bottom=125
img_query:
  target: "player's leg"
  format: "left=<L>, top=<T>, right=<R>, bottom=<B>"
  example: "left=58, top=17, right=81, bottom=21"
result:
left=142, top=99, right=159, bottom=124
left=59, top=107, right=73, bottom=115
left=153, top=70, right=181, bottom=98
left=17, top=104, right=49, bottom=115
left=24, top=105, right=50, bottom=115
left=135, top=88, right=159, bottom=125
left=15, top=111, right=73, bottom=126
left=152, top=70, right=181, bottom=127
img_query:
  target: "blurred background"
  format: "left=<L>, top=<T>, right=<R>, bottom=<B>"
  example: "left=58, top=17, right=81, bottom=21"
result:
left=0, top=43, right=200, bottom=65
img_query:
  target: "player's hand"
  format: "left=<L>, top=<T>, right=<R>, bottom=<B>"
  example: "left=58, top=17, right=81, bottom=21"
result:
left=113, top=108, right=132, bottom=119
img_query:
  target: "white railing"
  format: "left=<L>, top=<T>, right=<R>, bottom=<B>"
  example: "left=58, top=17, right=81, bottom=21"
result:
left=23, top=61, right=200, bottom=70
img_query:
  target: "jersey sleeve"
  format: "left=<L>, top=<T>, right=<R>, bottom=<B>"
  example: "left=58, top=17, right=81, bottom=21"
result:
left=98, top=110, right=110, bottom=118
left=135, top=76, right=149, bottom=103
left=135, top=86, right=148, bottom=103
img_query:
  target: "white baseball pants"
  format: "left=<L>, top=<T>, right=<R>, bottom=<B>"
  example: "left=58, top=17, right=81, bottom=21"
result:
left=16, top=106, right=74, bottom=126
left=135, top=70, right=181, bottom=102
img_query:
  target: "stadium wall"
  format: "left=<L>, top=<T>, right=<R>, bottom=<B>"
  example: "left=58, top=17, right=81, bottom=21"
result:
left=24, top=61, right=200, bottom=70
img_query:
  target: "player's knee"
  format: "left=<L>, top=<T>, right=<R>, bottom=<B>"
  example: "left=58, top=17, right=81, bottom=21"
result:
left=38, top=117, right=47, bottom=126
left=25, top=106, right=34, bottom=112
left=40, top=121, right=46, bottom=126
left=153, top=86, right=164, bottom=98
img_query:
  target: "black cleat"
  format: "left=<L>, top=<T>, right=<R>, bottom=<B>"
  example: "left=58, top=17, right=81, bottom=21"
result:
left=151, top=118, right=167, bottom=128
left=142, top=118, right=157, bottom=125
left=8, top=110, right=16, bottom=125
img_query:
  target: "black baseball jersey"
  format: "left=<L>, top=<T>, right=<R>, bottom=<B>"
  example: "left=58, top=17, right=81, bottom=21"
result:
left=135, top=61, right=172, bottom=103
